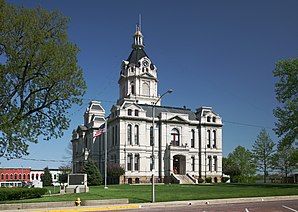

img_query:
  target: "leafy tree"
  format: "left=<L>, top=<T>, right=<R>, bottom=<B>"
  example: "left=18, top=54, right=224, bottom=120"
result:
left=222, top=157, right=241, bottom=183
left=41, top=167, right=52, bottom=186
left=58, top=165, right=71, bottom=185
left=0, top=1, right=86, bottom=158
left=273, top=58, right=298, bottom=145
left=273, top=141, right=298, bottom=183
left=227, top=146, right=256, bottom=183
left=107, top=163, right=125, bottom=184
left=83, top=160, right=102, bottom=186
left=252, top=129, right=275, bottom=183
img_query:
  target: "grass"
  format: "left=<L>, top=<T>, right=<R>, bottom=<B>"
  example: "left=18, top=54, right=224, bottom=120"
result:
left=2, top=183, right=298, bottom=204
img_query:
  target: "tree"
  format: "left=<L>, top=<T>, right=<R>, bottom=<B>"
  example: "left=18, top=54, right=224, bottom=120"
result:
left=273, top=141, right=298, bottom=183
left=222, top=157, right=241, bottom=183
left=58, top=165, right=71, bottom=185
left=227, top=146, right=256, bottom=183
left=41, top=167, right=52, bottom=187
left=0, top=1, right=86, bottom=158
left=273, top=58, right=298, bottom=145
left=107, top=163, right=125, bottom=184
left=83, top=160, right=102, bottom=186
left=252, top=129, right=275, bottom=183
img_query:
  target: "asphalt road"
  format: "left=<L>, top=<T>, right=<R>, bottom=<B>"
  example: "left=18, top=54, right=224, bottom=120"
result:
left=117, top=200, right=298, bottom=212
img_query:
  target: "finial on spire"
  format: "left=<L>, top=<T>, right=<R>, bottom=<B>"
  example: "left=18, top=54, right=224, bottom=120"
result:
left=139, top=14, right=142, bottom=31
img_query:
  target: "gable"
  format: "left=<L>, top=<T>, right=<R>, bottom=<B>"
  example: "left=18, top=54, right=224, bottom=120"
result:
left=168, top=115, right=188, bottom=123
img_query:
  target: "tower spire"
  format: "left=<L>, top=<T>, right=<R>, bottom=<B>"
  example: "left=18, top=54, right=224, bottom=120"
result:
left=132, top=15, right=144, bottom=49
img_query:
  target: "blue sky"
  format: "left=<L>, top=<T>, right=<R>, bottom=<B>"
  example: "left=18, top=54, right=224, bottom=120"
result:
left=1, top=0, right=298, bottom=169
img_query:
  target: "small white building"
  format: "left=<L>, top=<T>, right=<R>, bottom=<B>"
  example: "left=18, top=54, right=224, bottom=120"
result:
left=72, top=26, right=223, bottom=184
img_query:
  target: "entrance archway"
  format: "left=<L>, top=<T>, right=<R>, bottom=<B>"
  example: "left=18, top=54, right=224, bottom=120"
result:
left=173, top=155, right=186, bottom=175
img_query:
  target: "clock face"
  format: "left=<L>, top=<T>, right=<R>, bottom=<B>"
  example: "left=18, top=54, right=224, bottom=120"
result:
left=142, top=60, right=149, bottom=67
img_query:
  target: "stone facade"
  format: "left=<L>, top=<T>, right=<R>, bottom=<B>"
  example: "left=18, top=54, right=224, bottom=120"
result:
left=72, top=26, right=223, bottom=184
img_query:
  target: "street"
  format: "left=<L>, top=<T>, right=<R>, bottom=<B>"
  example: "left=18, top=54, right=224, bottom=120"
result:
left=117, top=200, right=298, bottom=212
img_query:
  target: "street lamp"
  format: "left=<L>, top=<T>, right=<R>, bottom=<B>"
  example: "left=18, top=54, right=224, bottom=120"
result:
left=152, top=89, right=173, bottom=203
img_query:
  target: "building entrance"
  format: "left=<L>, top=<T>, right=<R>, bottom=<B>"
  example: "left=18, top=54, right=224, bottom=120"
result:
left=173, top=155, right=186, bottom=175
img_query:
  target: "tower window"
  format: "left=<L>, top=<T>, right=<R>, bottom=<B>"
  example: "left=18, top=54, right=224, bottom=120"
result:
left=134, top=125, right=139, bottom=145
left=127, top=124, right=132, bottom=145
left=207, top=116, right=211, bottom=122
left=128, top=109, right=132, bottom=116
left=207, top=130, right=211, bottom=148
left=191, top=129, right=195, bottom=148
left=142, top=82, right=150, bottom=96
left=131, top=82, right=135, bottom=95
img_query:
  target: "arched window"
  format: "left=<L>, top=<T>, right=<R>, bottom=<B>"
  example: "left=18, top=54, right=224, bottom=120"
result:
left=19, top=174, right=22, bottom=180
left=142, top=82, right=149, bottom=96
left=27, top=174, right=30, bottom=180
left=208, top=155, right=212, bottom=171
left=207, top=130, right=211, bottom=148
left=134, top=125, right=139, bottom=145
left=14, top=174, right=17, bottom=180
left=1, top=174, right=4, bottom=180
left=212, top=117, right=216, bottom=122
left=134, top=154, right=140, bottom=171
left=191, top=129, right=195, bottom=148
left=127, top=124, right=132, bottom=145
left=213, top=156, right=218, bottom=172
left=131, top=82, right=135, bottom=95
left=10, top=174, right=13, bottom=180
left=127, top=154, right=133, bottom=171
left=31, top=174, right=34, bottom=180
left=213, top=130, right=217, bottom=148
left=6, top=174, right=8, bottom=180
left=171, top=128, right=180, bottom=146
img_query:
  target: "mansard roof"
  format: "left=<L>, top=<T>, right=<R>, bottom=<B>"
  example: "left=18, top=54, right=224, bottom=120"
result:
left=139, top=104, right=197, bottom=121
left=127, top=48, right=148, bottom=66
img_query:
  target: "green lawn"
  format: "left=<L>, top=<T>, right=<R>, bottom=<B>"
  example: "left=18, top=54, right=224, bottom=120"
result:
left=3, top=183, right=298, bottom=204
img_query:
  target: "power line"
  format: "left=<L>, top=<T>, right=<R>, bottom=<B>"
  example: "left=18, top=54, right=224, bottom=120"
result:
left=224, top=120, right=274, bottom=130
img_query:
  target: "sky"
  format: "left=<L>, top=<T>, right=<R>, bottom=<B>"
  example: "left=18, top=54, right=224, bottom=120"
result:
left=1, top=0, right=298, bottom=169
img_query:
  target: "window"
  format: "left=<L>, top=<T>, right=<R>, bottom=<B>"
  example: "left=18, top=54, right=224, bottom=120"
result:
left=14, top=174, right=17, bottom=180
left=134, top=154, right=140, bottom=171
left=213, top=130, right=217, bottom=148
left=207, top=130, right=211, bottom=148
left=36, top=174, right=39, bottom=180
left=131, top=82, right=135, bottom=95
left=31, top=174, right=34, bottom=180
left=27, top=174, right=30, bottom=180
left=128, top=109, right=132, bottom=116
left=127, top=154, right=133, bottom=171
left=112, top=126, right=115, bottom=145
left=208, top=156, right=212, bottom=171
left=128, top=178, right=132, bottom=184
left=213, top=156, right=218, bottom=172
left=6, top=174, right=8, bottom=180
left=135, top=109, right=139, bottom=116
left=142, top=82, right=149, bottom=96
left=19, top=174, right=22, bottom=180
left=134, top=125, right=139, bottom=145
left=127, top=124, right=132, bottom=145
left=54, top=174, right=57, bottom=180
left=23, top=174, right=26, bottom=180
left=10, top=174, right=12, bottom=180
left=150, top=126, right=153, bottom=146
left=213, top=117, right=216, bottom=122
left=191, top=129, right=195, bottom=148
left=1, top=174, right=3, bottom=180
left=191, top=156, right=195, bottom=171
left=207, top=116, right=211, bottom=122
left=135, top=178, right=140, bottom=184
left=171, top=128, right=180, bottom=146
left=115, top=125, right=118, bottom=145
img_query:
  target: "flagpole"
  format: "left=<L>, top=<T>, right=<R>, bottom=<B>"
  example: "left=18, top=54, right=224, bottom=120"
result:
left=104, top=119, right=108, bottom=189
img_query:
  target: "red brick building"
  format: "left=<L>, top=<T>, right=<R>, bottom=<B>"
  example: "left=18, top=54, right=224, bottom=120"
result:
left=0, top=168, right=31, bottom=187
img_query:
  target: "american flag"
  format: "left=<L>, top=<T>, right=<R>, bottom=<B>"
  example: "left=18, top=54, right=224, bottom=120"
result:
left=94, top=123, right=106, bottom=137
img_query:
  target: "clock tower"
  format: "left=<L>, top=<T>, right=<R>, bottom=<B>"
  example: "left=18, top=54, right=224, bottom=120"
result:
left=118, top=26, right=160, bottom=105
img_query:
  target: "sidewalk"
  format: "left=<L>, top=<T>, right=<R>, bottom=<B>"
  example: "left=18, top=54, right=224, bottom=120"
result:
left=2, top=195, right=298, bottom=212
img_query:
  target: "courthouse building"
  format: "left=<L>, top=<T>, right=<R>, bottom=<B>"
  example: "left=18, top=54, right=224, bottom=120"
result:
left=71, top=26, right=223, bottom=184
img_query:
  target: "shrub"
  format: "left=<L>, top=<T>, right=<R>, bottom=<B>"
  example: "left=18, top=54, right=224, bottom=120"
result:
left=198, top=178, right=204, bottom=183
left=205, top=177, right=212, bottom=183
left=222, top=176, right=230, bottom=183
left=0, top=188, right=47, bottom=201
